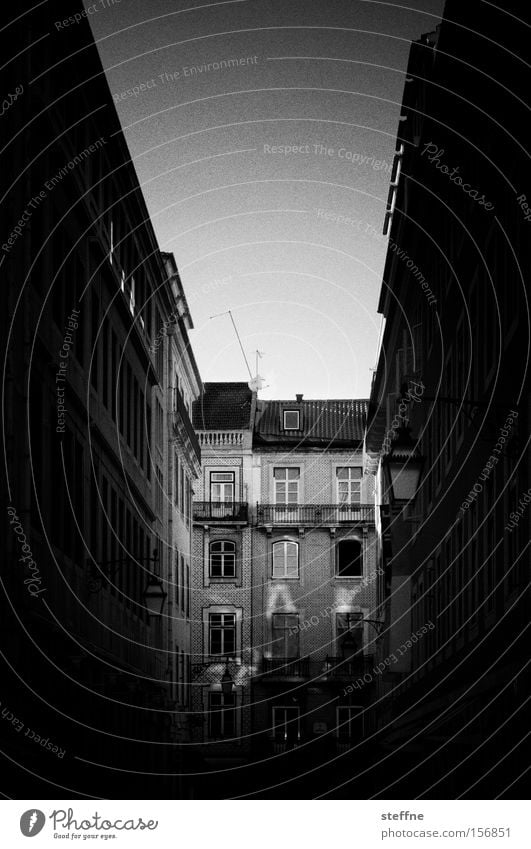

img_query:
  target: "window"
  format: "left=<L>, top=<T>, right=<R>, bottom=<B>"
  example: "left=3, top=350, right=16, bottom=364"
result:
left=210, top=540, right=236, bottom=578
left=272, top=614, right=299, bottom=658
left=272, top=541, right=299, bottom=578
left=155, top=399, right=163, bottom=450
left=274, top=467, right=300, bottom=504
left=336, top=706, right=363, bottom=741
left=208, top=692, right=236, bottom=739
left=336, top=539, right=363, bottom=577
left=283, top=410, right=300, bottom=430
left=336, top=612, right=364, bottom=655
left=272, top=706, right=300, bottom=743
left=155, top=466, right=164, bottom=516
left=209, top=612, right=236, bottom=656
left=210, top=471, right=234, bottom=503
left=173, top=453, right=179, bottom=506
left=336, top=467, right=362, bottom=504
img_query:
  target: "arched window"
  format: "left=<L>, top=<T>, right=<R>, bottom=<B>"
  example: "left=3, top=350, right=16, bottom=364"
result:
left=336, top=539, right=362, bottom=577
left=209, top=540, right=236, bottom=578
left=272, top=541, right=299, bottom=578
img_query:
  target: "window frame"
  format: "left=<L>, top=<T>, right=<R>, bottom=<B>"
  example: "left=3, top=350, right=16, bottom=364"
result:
left=208, top=611, right=236, bottom=657
left=336, top=466, right=362, bottom=504
left=208, top=690, right=237, bottom=739
left=209, top=539, right=237, bottom=579
left=282, top=409, right=300, bottom=430
left=209, top=470, right=235, bottom=503
left=336, top=705, right=364, bottom=740
left=272, top=705, right=301, bottom=743
left=335, top=611, right=365, bottom=655
left=273, top=467, right=300, bottom=505
left=271, top=613, right=299, bottom=658
left=272, top=540, right=299, bottom=579
left=335, top=538, right=363, bottom=578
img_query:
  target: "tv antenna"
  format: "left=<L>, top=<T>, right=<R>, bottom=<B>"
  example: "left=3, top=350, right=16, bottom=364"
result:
left=208, top=311, right=266, bottom=392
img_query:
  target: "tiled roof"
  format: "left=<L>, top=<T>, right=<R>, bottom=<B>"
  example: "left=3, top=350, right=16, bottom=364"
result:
left=254, top=399, right=368, bottom=446
left=193, top=382, right=253, bottom=430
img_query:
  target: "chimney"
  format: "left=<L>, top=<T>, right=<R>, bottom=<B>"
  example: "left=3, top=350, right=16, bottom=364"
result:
left=296, top=393, right=303, bottom=403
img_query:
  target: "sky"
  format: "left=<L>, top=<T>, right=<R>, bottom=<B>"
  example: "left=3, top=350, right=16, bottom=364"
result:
left=86, top=0, right=444, bottom=400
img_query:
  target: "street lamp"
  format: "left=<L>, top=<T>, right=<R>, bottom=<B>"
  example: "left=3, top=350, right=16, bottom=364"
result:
left=143, top=571, right=167, bottom=617
left=383, top=425, right=424, bottom=506
left=221, top=661, right=235, bottom=697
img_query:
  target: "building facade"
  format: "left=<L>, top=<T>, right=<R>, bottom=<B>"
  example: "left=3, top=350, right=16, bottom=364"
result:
left=190, top=386, right=382, bottom=795
left=366, top=0, right=530, bottom=797
left=1, top=0, right=201, bottom=797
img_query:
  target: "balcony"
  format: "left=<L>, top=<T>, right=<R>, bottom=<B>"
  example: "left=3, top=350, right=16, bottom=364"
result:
left=256, top=504, right=375, bottom=526
left=198, top=430, right=245, bottom=449
left=172, top=390, right=201, bottom=465
left=193, top=501, right=249, bottom=523
left=262, top=657, right=311, bottom=678
left=260, top=654, right=375, bottom=682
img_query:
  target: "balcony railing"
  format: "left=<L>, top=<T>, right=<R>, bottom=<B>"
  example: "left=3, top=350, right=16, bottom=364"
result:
left=172, top=390, right=201, bottom=464
left=260, top=654, right=375, bottom=681
left=193, top=501, right=249, bottom=522
left=262, top=657, right=311, bottom=677
left=256, top=504, right=375, bottom=525
left=324, top=655, right=375, bottom=679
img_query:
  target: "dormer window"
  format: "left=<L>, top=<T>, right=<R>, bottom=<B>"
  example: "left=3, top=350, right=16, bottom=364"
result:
left=283, top=410, right=300, bottom=430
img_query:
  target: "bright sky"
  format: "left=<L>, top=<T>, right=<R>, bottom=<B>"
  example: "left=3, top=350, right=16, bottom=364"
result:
left=87, top=0, right=444, bottom=399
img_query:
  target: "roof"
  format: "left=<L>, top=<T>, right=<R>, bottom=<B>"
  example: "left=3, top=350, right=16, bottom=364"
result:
left=193, top=382, right=253, bottom=430
left=254, top=399, right=368, bottom=447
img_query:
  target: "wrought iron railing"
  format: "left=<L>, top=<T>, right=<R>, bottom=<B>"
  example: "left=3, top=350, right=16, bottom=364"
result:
left=173, top=390, right=201, bottom=464
left=260, top=654, right=375, bottom=681
left=193, top=501, right=249, bottom=522
left=324, top=655, right=375, bottom=679
left=261, top=656, right=311, bottom=677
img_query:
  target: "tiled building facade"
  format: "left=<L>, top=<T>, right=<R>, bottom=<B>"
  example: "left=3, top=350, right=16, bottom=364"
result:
left=190, top=386, right=382, bottom=791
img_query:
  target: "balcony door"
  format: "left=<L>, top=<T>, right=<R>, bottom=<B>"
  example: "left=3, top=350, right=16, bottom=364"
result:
left=273, top=467, right=300, bottom=521
left=210, top=471, right=234, bottom=518
left=272, top=706, right=300, bottom=746
left=335, top=467, right=362, bottom=520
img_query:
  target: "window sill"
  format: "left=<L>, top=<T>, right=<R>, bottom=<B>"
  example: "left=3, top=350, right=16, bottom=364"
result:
left=270, top=577, right=300, bottom=582
left=208, top=578, right=239, bottom=585
left=334, top=575, right=364, bottom=581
